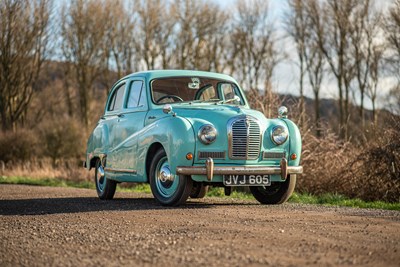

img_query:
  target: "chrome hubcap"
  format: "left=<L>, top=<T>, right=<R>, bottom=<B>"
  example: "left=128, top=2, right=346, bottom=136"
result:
left=158, top=165, right=174, bottom=182
left=155, top=156, right=179, bottom=198
left=96, top=165, right=105, bottom=191
left=97, top=165, right=105, bottom=178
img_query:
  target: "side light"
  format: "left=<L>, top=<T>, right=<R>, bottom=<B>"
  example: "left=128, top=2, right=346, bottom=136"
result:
left=186, top=153, right=193, bottom=160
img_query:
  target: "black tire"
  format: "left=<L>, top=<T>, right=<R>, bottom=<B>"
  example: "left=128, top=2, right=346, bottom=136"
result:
left=250, top=175, right=296, bottom=204
left=149, top=149, right=193, bottom=206
left=190, top=182, right=209, bottom=199
left=94, top=158, right=116, bottom=200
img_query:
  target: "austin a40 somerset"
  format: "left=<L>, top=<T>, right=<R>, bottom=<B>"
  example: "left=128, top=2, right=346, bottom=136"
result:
left=84, top=70, right=303, bottom=206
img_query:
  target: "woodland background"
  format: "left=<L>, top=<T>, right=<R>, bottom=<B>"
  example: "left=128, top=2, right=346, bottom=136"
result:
left=0, top=0, right=399, bottom=202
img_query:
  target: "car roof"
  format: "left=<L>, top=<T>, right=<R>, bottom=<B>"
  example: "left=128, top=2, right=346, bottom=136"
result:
left=120, top=70, right=237, bottom=83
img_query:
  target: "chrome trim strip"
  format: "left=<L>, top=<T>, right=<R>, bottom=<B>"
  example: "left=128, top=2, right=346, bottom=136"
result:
left=104, top=167, right=137, bottom=174
left=198, top=151, right=225, bottom=159
left=176, top=165, right=303, bottom=175
left=263, top=151, right=286, bottom=159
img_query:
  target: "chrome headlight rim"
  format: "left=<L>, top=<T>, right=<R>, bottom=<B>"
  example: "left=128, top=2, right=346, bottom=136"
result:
left=271, top=125, right=288, bottom=145
left=198, top=124, right=217, bottom=144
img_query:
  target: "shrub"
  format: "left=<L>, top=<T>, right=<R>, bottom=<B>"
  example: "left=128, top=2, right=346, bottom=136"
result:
left=0, top=129, right=38, bottom=163
left=38, top=117, right=85, bottom=166
left=296, top=129, right=358, bottom=195
left=341, top=118, right=400, bottom=202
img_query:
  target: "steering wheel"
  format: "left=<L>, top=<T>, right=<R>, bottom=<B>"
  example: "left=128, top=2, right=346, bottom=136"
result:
left=156, top=95, right=184, bottom=103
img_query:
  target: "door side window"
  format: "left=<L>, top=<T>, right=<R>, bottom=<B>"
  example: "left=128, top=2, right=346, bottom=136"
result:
left=127, top=81, right=144, bottom=108
left=108, top=83, right=126, bottom=111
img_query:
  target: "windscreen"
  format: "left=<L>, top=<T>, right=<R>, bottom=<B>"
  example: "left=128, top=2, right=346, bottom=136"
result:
left=151, top=76, right=244, bottom=105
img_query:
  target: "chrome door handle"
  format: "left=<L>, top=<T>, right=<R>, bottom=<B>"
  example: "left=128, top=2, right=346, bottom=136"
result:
left=148, top=116, right=156, bottom=119
left=117, top=114, right=125, bottom=118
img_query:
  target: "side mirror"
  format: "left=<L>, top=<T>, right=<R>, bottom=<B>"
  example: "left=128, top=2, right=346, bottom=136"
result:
left=163, top=104, right=173, bottom=114
left=278, top=106, right=288, bottom=118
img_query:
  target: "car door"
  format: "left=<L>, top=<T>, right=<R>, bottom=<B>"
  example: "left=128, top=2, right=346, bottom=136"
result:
left=101, top=80, right=127, bottom=155
left=112, top=78, right=148, bottom=173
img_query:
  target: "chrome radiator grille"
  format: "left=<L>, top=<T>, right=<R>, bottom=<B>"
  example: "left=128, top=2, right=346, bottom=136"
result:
left=228, top=116, right=261, bottom=159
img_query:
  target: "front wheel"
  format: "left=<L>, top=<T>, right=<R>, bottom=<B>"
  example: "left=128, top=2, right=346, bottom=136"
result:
left=190, top=182, right=209, bottom=199
left=250, top=175, right=296, bottom=204
left=149, top=149, right=193, bottom=206
left=94, top=158, right=116, bottom=200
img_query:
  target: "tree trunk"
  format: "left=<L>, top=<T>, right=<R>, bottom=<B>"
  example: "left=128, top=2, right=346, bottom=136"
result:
left=314, top=90, right=321, bottom=137
left=337, top=79, right=345, bottom=139
left=359, top=92, right=365, bottom=129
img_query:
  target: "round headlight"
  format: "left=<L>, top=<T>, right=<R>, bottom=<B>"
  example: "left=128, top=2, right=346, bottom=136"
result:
left=198, top=125, right=217, bottom=144
left=271, top=125, right=288, bottom=145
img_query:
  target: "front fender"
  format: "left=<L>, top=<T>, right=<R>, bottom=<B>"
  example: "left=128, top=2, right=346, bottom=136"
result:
left=282, top=118, right=302, bottom=166
left=139, top=116, right=196, bottom=177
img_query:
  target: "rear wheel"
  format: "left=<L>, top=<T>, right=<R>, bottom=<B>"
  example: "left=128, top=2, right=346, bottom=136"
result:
left=94, top=158, right=116, bottom=200
left=250, top=175, right=296, bottom=204
left=149, top=149, right=193, bottom=206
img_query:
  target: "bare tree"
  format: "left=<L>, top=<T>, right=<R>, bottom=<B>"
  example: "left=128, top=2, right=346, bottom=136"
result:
left=387, top=85, right=400, bottom=115
left=350, top=1, right=384, bottom=128
left=314, top=0, right=364, bottom=139
left=172, top=0, right=228, bottom=71
left=384, top=0, right=400, bottom=86
left=0, top=0, right=51, bottom=132
left=366, top=44, right=384, bottom=124
left=107, top=1, right=137, bottom=77
left=95, top=0, right=137, bottom=92
left=304, top=0, right=326, bottom=137
left=285, top=0, right=307, bottom=125
left=135, top=0, right=176, bottom=70
left=382, top=0, right=400, bottom=120
left=61, top=0, right=113, bottom=129
left=231, top=0, right=279, bottom=95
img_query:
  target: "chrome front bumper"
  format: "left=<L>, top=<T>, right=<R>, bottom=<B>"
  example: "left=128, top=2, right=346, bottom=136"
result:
left=176, top=158, right=303, bottom=181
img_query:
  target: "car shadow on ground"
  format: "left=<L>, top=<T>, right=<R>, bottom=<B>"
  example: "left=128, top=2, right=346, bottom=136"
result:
left=0, top=196, right=258, bottom=216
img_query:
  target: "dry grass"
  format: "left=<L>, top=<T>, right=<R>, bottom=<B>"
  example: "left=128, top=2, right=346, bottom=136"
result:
left=0, top=159, right=91, bottom=182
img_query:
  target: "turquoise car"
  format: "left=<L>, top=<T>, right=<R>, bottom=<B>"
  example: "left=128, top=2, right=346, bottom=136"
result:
left=84, top=70, right=303, bottom=206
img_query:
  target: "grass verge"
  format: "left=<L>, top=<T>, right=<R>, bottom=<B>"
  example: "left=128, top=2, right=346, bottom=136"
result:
left=0, top=176, right=94, bottom=189
left=1, top=176, right=399, bottom=210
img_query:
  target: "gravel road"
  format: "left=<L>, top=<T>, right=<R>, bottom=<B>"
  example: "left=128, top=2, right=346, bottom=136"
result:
left=0, top=184, right=399, bottom=267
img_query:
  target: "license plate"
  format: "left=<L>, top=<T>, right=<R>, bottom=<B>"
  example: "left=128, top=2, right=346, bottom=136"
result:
left=223, top=174, right=271, bottom=186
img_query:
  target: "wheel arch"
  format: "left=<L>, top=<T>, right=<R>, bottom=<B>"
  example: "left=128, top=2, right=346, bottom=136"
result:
left=145, top=142, right=164, bottom=182
left=89, top=156, right=99, bottom=170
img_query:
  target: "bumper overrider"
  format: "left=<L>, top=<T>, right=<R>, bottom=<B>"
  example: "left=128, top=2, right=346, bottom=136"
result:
left=176, top=157, right=303, bottom=181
